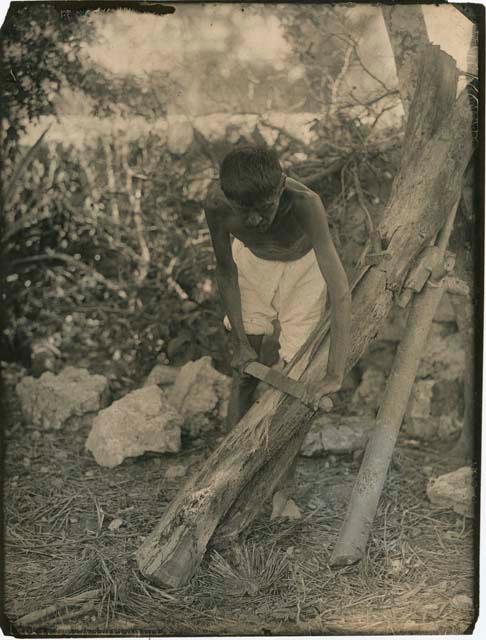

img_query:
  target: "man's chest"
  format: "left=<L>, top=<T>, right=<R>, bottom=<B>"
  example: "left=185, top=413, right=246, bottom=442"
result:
left=226, top=208, right=306, bottom=247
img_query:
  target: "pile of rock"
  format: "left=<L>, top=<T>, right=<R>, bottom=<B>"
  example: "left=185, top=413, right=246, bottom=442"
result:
left=86, top=385, right=183, bottom=468
left=16, top=357, right=231, bottom=468
left=16, top=367, right=110, bottom=430
left=15, top=296, right=465, bottom=468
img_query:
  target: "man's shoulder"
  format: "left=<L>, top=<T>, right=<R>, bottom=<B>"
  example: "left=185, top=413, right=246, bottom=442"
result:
left=287, top=176, right=320, bottom=203
left=204, top=180, right=227, bottom=215
left=287, top=178, right=323, bottom=217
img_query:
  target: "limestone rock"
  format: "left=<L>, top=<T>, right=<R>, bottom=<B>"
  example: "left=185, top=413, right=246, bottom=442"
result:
left=168, top=356, right=231, bottom=420
left=144, top=364, right=179, bottom=388
left=418, top=325, right=464, bottom=381
left=271, top=494, right=302, bottom=521
left=403, top=378, right=462, bottom=441
left=164, top=463, right=187, bottom=480
left=434, top=292, right=456, bottom=323
left=431, top=379, right=463, bottom=418
left=352, top=367, right=386, bottom=414
left=451, top=594, right=474, bottom=610
left=86, top=386, right=182, bottom=468
left=16, top=366, right=110, bottom=429
left=406, top=379, right=435, bottom=418
left=403, top=380, right=437, bottom=438
left=403, top=416, right=439, bottom=440
left=108, top=518, right=123, bottom=531
left=426, top=466, right=474, bottom=517
left=301, top=415, right=373, bottom=457
left=359, top=344, right=396, bottom=374
left=437, top=415, right=462, bottom=440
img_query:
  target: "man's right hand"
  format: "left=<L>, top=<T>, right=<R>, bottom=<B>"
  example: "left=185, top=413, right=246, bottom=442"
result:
left=231, top=341, right=258, bottom=374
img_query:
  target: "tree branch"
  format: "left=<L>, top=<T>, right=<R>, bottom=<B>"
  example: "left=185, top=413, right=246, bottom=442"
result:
left=9, top=251, right=128, bottom=299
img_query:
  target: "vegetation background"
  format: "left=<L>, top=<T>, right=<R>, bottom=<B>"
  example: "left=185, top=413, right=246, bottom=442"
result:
left=1, top=3, right=474, bottom=386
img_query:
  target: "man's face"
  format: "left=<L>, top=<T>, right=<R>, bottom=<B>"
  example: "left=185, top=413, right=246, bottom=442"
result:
left=229, top=196, right=280, bottom=231
left=228, top=177, right=285, bottom=232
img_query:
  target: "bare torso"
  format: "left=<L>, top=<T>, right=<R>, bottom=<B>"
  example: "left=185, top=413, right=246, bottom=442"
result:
left=205, top=177, right=315, bottom=261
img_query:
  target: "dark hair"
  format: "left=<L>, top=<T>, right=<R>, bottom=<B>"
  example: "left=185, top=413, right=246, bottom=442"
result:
left=220, top=145, right=283, bottom=206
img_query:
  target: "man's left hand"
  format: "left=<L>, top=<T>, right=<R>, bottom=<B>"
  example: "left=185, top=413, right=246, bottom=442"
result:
left=301, top=374, right=343, bottom=410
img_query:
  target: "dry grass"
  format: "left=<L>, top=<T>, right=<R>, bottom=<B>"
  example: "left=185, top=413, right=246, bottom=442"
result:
left=2, top=364, right=477, bottom=636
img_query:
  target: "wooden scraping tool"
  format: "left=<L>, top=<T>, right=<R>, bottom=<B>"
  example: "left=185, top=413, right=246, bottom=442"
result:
left=244, top=361, right=333, bottom=412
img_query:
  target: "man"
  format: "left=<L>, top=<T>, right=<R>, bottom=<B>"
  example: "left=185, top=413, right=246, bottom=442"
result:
left=204, top=145, right=351, bottom=517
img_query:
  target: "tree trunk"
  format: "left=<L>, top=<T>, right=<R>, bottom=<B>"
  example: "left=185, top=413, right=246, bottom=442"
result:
left=136, top=45, right=472, bottom=588
left=381, top=5, right=429, bottom=119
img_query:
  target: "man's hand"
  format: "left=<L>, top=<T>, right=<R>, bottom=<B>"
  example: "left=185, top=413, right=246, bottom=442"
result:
left=301, top=374, right=343, bottom=410
left=231, top=341, right=258, bottom=374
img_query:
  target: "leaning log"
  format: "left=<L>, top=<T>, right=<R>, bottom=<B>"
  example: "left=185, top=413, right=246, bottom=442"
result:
left=136, top=46, right=472, bottom=587
left=381, top=4, right=429, bottom=119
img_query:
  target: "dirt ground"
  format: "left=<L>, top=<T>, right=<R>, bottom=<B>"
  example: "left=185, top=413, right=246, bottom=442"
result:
left=2, top=362, right=478, bottom=637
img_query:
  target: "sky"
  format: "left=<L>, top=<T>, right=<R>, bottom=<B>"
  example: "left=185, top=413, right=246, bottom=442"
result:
left=84, top=5, right=291, bottom=76
left=77, top=4, right=475, bottom=118
left=85, top=4, right=474, bottom=77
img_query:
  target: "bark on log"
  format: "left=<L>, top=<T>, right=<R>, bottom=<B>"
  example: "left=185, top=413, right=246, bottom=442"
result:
left=382, top=5, right=429, bottom=119
left=136, top=45, right=472, bottom=588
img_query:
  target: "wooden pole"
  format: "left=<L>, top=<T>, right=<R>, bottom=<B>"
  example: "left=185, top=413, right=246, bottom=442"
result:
left=330, top=200, right=460, bottom=566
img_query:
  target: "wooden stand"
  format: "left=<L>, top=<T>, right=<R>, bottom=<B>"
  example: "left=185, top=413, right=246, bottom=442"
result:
left=330, top=202, right=459, bottom=566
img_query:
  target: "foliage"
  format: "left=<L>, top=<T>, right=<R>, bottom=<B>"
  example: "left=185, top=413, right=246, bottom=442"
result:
left=281, top=5, right=401, bottom=121
left=1, top=112, right=400, bottom=385
left=1, top=4, right=402, bottom=385
left=77, top=64, right=178, bottom=120
left=0, top=3, right=90, bottom=153
left=2, top=128, right=228, bottom=381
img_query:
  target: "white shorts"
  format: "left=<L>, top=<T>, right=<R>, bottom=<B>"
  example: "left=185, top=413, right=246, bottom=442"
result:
left=224, top=238, right=327, bottom=362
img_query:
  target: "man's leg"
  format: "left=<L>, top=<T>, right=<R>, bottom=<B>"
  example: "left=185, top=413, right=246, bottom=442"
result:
left=225, top=333, right=264, bottom=430
left=271, top=254, right=327, bottom=520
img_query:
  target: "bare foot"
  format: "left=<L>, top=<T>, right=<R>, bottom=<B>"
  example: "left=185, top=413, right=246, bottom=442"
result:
left=271, top=491, right=302, bottom=520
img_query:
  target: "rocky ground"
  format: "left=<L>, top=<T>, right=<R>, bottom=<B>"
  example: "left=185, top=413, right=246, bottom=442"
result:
left=2, top=314, right=478, bottom=636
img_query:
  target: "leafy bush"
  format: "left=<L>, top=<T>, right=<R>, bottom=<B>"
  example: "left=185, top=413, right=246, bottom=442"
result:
left=2, top=127, right=226, bottom=381
left=2, top=106, right=401, bottom=389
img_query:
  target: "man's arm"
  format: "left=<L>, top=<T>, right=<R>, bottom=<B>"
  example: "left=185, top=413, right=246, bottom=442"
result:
left=204, top=207, right=257, bottom=370
left=301, top=193, right=352, bottom=392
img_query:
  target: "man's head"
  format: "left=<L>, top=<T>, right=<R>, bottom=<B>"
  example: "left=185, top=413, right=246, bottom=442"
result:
left=220, top=146, right=285, bottom=231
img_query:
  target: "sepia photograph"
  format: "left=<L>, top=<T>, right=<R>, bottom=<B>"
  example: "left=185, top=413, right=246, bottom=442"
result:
left=0, top=1, right=482, bottom=636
